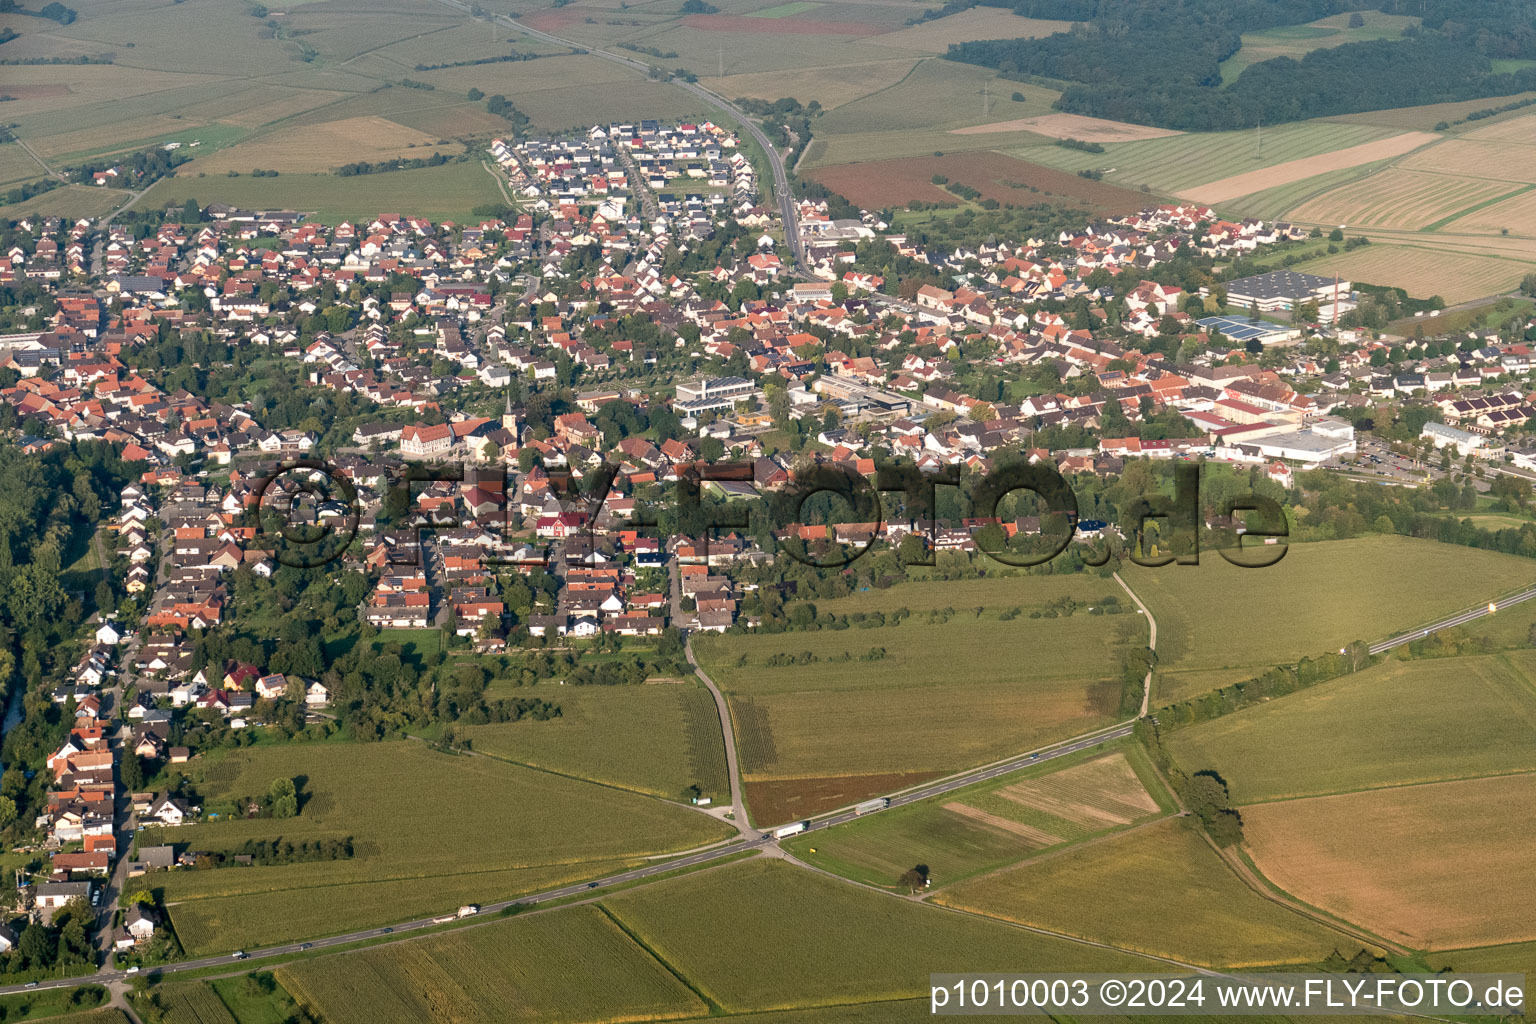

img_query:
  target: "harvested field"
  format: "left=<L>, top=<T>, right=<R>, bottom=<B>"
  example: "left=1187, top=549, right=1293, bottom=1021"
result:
left=996, top=752, right=1160, bottom=829
left=1463, top=112, right=1536, bottom=142
left=1299, top=243, right=1528, bottom=303
left=1175, top=131, right=1438, bottom=204
left=1326, top=91, right=1536, bottom=131
left=936, top=818, right=1349, bottom=967
left=743, top=771, right=939, bottom=823
left=681, top=12, right=883, bottom=33
left=1242, top=774, right=1536, bottom=948
left=868, top=8, right=1071, bottom=51
left=1399, top=138, right=1536, bottom=183
left=1438, top=184, right=1536, bottom=234
left=1010, top=121, right=1402, bottom=194
left=808, top=151, right=1146, bottom=212
left=953, top=112, right=1179, bottom=141
left=1285, top=168, right=1520, bottom=230
left=943, top=802, right=1060, bottom=845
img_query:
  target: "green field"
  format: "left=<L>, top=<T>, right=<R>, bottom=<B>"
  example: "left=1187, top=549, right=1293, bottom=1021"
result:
left=139, top=160, right=502, bottom=225
left=0, top=987, right=109, bottom=1023
left=1165, top=652, right=1536, bottom=804
left=1006, top=121, right=1403, bottom=194
left=693, top=575, right=1145, bottom=790
left=781, top=742, right=1170, bottom=889
left=276, top=906, right=706, bottom=1024
left=602, top=858, right=1162, bottom=1012
left=140, top=741, right=732, bottom=953
left=1127, top=536, right=1536, bottom=704
left=934, top=818, right=1350, bottom=968
left=464, top=682, right=729, bottom=800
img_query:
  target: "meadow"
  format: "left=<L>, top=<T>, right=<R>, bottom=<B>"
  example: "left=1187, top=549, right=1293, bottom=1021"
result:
left=601, top=858, right=1162, bottom=1012
left=781, top=743, right=1169, bottom=889
left=1242, top=773, right=1536, bottom=949
left=1126, top=536, right=1536, bottom=704
left=140, top=740, right=731, bottom=953
left=934, top=818, right=1352, bottom=968
left=1217, top=11, right=1420, bottom=85
left=1165, top=652, right=1536, bottom=803
left=276, top=905, right=706, bottom=1024
left=867, top=9, right=1072, bottom=52
left=463, top=681, right=729, bottom=800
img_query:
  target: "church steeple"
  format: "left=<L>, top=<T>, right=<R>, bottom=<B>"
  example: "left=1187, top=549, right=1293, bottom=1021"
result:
left=502, top=387, right=518, bottom=432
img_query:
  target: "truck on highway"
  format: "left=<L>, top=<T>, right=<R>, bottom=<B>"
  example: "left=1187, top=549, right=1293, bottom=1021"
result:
left=774, top=821, right=808, bottom=839
left=853, top=798, right=889, bottom=815
left=457, top=904, right=479, bottom=918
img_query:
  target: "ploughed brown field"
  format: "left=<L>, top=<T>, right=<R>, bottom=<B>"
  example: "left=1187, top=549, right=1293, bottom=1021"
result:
left=808, top=151, right=1146, bottom=213
left=744, top=771, right=940, bottom=825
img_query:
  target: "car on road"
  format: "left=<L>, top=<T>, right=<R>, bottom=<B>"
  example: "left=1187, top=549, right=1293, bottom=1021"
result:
left=24, top=982, right=36, bottom=989
left=232, top=951, right=248, bottom=960
left=587, top=882, right=599, bottom=888
left=382, top=927, right=393, bottom=933
left=125, top=966, right=139, bottom=975
left=760, top=833, right=772, bottom=841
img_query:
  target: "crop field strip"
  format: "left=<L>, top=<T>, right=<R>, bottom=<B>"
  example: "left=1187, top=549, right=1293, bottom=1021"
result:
left=1297, top=242, right=1531, bottom=303
left=1005, top=122, right=1405, bottom=195
left=1165, top=652, right=1536, bottom=804
left=780, top=745, right=1173, bottom=889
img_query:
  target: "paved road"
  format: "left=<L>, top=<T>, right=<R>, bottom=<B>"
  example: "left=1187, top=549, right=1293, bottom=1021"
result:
left=1369, top=585, right=1536, bottom=654
left=427, top=0, right=808, bottom=275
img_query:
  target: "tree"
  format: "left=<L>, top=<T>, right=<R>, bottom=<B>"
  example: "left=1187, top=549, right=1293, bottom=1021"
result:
left=1348, top=11, right=1364, bottom=26
left=18, top=923, right=51, bottom=968
left=119, top=754, right=143, bottom=792
left=898, top=864, right=929, bottom=892
left=268, top=777, right=299, bottom=819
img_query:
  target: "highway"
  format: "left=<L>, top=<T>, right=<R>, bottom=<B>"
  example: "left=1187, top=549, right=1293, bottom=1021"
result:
left=1369, top=584, right=1536, bottom=654
left=428, top=0, right=809, bottom=275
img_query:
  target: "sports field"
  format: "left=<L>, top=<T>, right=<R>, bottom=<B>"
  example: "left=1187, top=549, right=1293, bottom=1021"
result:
left=601, top=858, right=1161, bottom=1012
left=1127, top=536, right=1536, bottom=704
left=781, top=745, right=1169, bottom=888
left=140, top=741, right=731, bottom=953
left=1243, top=773, right=1536, bottom=948
left=1165, top=653, right=1536, bottom=803
left=463, top=682, right=729, bottom=800
left=277, top=906, right=706, bottom=1024
left=934, top=818, right=1350, bottom=967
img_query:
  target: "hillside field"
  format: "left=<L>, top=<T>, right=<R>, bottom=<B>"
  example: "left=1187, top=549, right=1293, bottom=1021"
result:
left=1165, top=652, right=1536, bottom=803
left=934, top=817, right=1351, bottom=968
